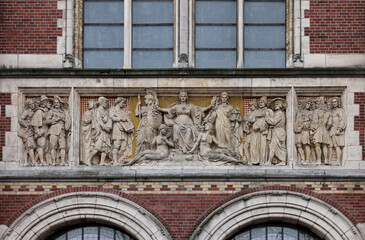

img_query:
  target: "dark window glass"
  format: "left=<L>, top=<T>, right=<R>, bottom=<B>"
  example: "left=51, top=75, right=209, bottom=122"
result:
left=244, top=0, right=286, bottom=68
left=132, top=0, right=173, bottom=68
left=84, top=0, right=124, bottom=69
left=195, top=0, right=237, bottom=68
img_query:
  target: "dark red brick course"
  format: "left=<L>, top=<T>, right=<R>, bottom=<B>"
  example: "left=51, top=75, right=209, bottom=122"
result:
left=0, top=0, right=63, bottom=54
left=304, top=0, right=365, bottom=54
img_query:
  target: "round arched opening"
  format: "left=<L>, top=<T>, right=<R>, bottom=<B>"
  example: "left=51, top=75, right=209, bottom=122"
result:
left=227, top=223, right=323, bottom=240
left=46, top=224, right=136, bottom=240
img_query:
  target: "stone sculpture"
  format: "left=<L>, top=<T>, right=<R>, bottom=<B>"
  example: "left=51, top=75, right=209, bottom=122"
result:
left=110, top=97, right=134, bottom=165
left=266, top=98, right=287, bottom=166
left=18, top=99, right=36, bottom=166
left=46, top=96, right=71, bottom=166
left=135, top=90, right=162, bottom=154
left=295, top=99, right=313, bottom=164
left=81, top=100, right=96, bottom=164
left=243, top=99, right=259, bottom=164
left=189, top=123, right=243, bottom=165
left=206, top=92, right=243, bottom=158
left=125, top=124, right=174, bottom=166
left=157, top=90, right=215, bottom=153
left=328, top=97, right=346, bottom=165
left=85, top=97, right=113, bottom=166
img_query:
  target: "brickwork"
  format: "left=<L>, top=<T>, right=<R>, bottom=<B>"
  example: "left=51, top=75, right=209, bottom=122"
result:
left=304, top=0, right=365, bottom=54
left=0, top=182, right=364, bottom=240
left=0, top=0, right=62, bottom=54
left=0, top=94, right=11, bottom=162
left=355, top=92, right=365, bottom=160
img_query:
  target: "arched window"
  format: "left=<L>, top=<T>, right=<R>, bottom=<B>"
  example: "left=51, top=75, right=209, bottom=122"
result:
left=229, top=223, right=323, bottom=240
left=47, top=225, right=136, bottom=240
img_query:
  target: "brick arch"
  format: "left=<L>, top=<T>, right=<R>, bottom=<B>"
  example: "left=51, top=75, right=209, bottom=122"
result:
left=190, top=189, right=362, bottom=240
left=193, top=185, right=359, bottom=230
left=2, top=188, right=172, bottom=240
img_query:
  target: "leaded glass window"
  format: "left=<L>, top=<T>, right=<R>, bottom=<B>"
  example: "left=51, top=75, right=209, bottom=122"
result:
left=132, top=0, right=174, bottom=68
left=244, top=0, right=286, bottom=68
left=229, top=224, right=323, bottom=240
left=48, top=225, right=136, bottom=240
left=195, top=0, right=237, bottom=68
left=83, top=0, right=124, bottom=68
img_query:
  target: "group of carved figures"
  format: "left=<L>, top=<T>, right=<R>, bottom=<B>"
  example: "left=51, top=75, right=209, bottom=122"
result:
left=18, top=96, right=71, bottom=166
left=80, top=90, right=290, bottom=166
left=295, top=97, right=346, bottom=165
left=19, top=92, right=347, bottom=167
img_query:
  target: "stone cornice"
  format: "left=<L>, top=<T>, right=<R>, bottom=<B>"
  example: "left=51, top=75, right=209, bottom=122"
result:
left=1, top=68, right=365, bottom=78
left=0, top=169, right=364, bottom=182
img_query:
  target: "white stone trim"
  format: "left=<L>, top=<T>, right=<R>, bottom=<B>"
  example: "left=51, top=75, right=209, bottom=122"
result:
left=190, top=190, right=362, bottom=240
left=0, top=192, right=172, bottom=240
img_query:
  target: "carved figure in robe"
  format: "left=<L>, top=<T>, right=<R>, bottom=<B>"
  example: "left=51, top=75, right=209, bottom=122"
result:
left=87, top=97, right=113, bottom=166
left=81, top=100, right=96, bottom=164
left=46, top=96, right=71, bottom=166
left=327, top=97, right=346, bottom=164
left=135, top=90, right=162, bottom=154
left=125, top=124, right=174, bottom=165
left=18, top=99, right=36, bottom=166
left=110, top=97, right=134, bottom=165
left=188, top=123, right=243, bottom=165
left=31, top=95, right=53, bottom=165
left=311, top=97, right=331, bottom=164
left=208, top=92, right=243, bottom=157
left=157, top=90, right=215, bottom=153
left=243, top=99, right=260, bottom=164
left=252, top=96, right=271, bottom=164
left=294, top=99, right=313, bottom=164
left=266, top=98, right=287, bottom=165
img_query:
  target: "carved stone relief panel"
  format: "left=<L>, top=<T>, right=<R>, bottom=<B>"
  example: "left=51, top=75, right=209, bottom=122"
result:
left=19, top=95, right=71, bottom=166
left=295, top=96, right=346, bottom=166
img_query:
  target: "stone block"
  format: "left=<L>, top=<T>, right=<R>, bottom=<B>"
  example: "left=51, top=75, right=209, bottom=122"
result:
left=18, top=54, right=63, bottom=68
left=57, top=1, right=66, bottom=10
left=303, top=54, right=326, bottom=68
left=346, top=146, right=362, bottom=161
left=0, top=54, right=18, bottom=68
left=346, top=104, right=359, bottom=116
left=5, top=132, right=18, bottom=147
left=2, top=146, right=18, bottom=162
left=346, top=131, right=359, bottom=146
left=5, top=105, right=17, bottom=117
left=326, top=54, right=365, bottom=68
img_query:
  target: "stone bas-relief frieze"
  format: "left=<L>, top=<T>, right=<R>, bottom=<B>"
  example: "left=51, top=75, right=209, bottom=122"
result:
left=79, top=90, right=291, bottom=166
left=295, top=97, right=346, bottom=165
left=18, top=96, right=71, bottom=166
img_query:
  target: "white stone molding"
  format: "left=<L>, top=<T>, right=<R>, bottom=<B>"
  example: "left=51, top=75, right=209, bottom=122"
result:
left=1, top=192, right=172, bottom=240
left=190, top=190, right=362, bottom=240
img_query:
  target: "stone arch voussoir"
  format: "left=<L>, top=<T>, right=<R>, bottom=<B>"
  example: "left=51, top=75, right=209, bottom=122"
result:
left=1, top=191, right=172, bottom=240
left=190, top=190, right=362, bottom=240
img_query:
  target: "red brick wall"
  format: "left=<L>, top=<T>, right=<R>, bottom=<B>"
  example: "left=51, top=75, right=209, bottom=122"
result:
left=0, top=93, right=11, bottom=162
left=0, top=0, right=62, bottom=54
left=355, top=92, right=365, bottom=160
left=304, top=0, right=365, bottom=54
left=1, top=183, right=364, bottom=240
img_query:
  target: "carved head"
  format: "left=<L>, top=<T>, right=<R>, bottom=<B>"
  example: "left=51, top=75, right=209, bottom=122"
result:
left=53, top=96, right=61, bottom=109
left=220, top=92, right=229, bottom=104
left=249, top=99, right=258, bottom=111
left=269, top=98, right=286, bottom=111
left=331, top=97, right=341, bottom=109
left=179, top=90, right=188, bottom=103
left=39, top=95, right=52, bottom=109
left=25, top=99, right=35, bottom=110
left=87, top=100, right=96, bottom=109
left=144, top=94, right=155, bottom=105
left=158, top=124, right=168, bottom=135
left=98, top=97, right=109, bottom=108
left=204, top=123, right=214, bottom=135
left=258, top=96, right=267, bottom=108
left=114, top=97, right=127, bottom=107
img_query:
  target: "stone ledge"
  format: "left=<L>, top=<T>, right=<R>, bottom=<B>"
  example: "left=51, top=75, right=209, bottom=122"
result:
left=1, top=68, right=365, bottom=78
left=0, top=169, right=364, bottom=182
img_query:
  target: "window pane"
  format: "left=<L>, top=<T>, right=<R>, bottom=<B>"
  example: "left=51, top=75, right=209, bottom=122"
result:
left=196, top=50, right=236, bottom=68
left=283, top=227, right=298, bottom=240
left=84, top=26, right=124, bottom=48
left=233, top=231, right=250, bottom=240
left=244, top=26, right=285, bottom=49
left=100, top=227, right=114, bottom=240
left=84, top=226, right=98, bottom=240
left=133, top=0, right=173, bottom=23
left=68, top=228, right=82, bottom=240
left=196, top=0, right=236, bottom=24
left=84, top=1, right=124, bottom=24
left=244, top=50, right=285, bottom=68
left=196, top=26, right=236, bottom=48
left=244, top=1, right=285, bottom=24
left=268, top=226, right=282, bottom=240
left=252, top=227, right=266, bottom=240
left=133, top=50, right=173, bottom=68
left=55, top=234, right=67, bottom=240
left=133, top=26, right=173, bottom=48
left=84, top=50, right=124, bottom=68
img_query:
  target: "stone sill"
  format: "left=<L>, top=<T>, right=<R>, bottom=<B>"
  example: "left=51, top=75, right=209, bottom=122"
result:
left=1, top=169, right=364, bottom=182
left=1, top=68, right=365, bottom=78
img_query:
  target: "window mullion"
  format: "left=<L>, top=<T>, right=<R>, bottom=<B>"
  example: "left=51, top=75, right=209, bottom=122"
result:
left=237, top=0, right=244, bottom=68
left=124, top=0, right=132, bottom=68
